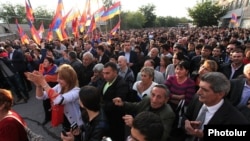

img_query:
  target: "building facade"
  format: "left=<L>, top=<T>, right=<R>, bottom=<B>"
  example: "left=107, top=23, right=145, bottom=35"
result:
left=198, top=0, right=250, bottom=28
left=219, top=0, right=250, bottom=28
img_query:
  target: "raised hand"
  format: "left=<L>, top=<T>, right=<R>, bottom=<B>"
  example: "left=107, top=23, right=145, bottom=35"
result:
left=122, top=114, right=134, bottom=127
left=112, top=97, right=124, bottom=106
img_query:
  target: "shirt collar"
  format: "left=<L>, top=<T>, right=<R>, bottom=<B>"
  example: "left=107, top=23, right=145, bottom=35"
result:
left=205, top=99, right=224, bottom=114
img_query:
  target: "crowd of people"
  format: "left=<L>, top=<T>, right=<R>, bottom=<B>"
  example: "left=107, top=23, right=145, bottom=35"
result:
left=0, top=26, right=250, bottom=141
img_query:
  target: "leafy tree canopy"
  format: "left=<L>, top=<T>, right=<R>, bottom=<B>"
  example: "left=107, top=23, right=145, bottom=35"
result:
left=139, top=4, right=157, bottom=28
left=188, top=1, right=227, bottom=27
left=0, top=2, right=54, bottom=28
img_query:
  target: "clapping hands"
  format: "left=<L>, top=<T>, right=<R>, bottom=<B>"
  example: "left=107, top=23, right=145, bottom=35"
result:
left=25, top=71, right=46, bottom=87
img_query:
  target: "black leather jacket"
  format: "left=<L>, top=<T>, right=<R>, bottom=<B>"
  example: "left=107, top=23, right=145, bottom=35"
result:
left=82, top=109, right=109, bottom=141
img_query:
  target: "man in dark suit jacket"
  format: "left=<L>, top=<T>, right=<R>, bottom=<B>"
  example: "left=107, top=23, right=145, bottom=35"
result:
left=119, top=41, right=139, bottom=77
left=68, top=51, right=83, bottom=87
left=101, top=62, right=129, bottom=141
left=190, top=45, right=216, bottom=76
left=183, top=72, right=249, bottom=141
left=4, top=44, right=30, bottom=102
left=227, top=63, right=250, bottom=121
left=96, top=45, right=109, bottom=65
left=219, top=49, right=245, bottom=79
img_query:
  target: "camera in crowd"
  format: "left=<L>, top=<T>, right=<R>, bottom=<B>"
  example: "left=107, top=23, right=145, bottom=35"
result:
left=45, top=43, right=55, bottom=50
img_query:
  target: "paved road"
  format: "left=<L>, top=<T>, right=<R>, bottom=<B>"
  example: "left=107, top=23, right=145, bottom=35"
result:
left=12, top=88, right=62, bottom=141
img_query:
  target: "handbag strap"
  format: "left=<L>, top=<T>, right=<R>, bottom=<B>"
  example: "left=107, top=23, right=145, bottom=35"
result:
left=176, top=99, right=185, bottom=116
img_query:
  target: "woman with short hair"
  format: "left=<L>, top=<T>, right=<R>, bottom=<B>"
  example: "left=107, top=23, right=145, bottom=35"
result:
left=132, top=67, right=158, bottom=101
left=38, top=56, right=58, bottom=125
left=0, top=89, right=28, bottom=141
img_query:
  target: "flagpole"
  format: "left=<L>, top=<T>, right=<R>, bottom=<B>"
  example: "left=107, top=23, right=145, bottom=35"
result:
left=96, top=0, right=103, bottom=35
left=118, top=0, right=121, bottom=35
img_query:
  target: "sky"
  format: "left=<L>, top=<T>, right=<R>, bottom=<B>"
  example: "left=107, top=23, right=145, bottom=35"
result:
left=1, top=0, right=198, bottom=18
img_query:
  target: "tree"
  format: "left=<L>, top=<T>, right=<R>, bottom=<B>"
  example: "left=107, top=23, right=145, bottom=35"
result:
left=139, top=4, right=156, bottom=28
left=32, top=7, right=54, bottom=29
left=102, top=0, right=113, bottom=8
left=0, top=2, right=26, bottom=24
left=0, top=2, right=54, bottom=28
left=155, top=16, right=167, bottom=27
left=165, top=16, right=179, bottom=27
left=188, top=1, right=227, bottom=27
left=121, top=11, right=145, bottom=29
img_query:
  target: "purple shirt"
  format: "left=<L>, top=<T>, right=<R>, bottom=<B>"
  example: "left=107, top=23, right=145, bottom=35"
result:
left=165, top=75, right=196, bottom=105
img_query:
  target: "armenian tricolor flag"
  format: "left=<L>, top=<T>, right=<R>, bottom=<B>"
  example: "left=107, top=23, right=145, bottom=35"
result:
left=100, top=1, right=121, bottom=21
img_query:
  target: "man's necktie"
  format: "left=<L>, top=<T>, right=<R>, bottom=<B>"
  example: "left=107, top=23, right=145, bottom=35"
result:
left=187, top=106, right=208, bottom=141
left=196, top=105, right=208, bottom=129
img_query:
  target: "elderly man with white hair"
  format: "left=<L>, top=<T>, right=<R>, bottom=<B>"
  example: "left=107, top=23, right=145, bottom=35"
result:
left=118, top=56, right=135, bottom=90
left=228, top=63, right=250, bottom=121
left=145, top=47, right=160, bottom=68
left=88, top=63, right=105, bottom=89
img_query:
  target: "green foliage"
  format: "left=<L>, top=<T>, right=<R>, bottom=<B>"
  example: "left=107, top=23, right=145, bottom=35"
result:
left=102, top=0, right=113, bottom=8
left=0, top=2, right=54, bottom=28
left=121, top=11, right=146, bottom=29
left=33, top=6, right=54, bottom=29
left=139, top=4, right=157, bottom=28
left=0, top=2, right=25, bottom=23
left=0, top=1, right=197, bottom=31
left=188, top=1, right=227, bottom=27
left=155, top=16, right=191, bottom=27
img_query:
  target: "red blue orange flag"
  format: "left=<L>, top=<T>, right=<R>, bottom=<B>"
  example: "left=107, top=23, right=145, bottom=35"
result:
left=110, top=20, right=120, bottom=35
left=28, top=20, right=41, bottom=45
left=60, top=9, right=72, bottom=40
left=51, top=0, right=64, bottom=31
left=87, top=16, right=96, bottom=34
left=79, top=0, right=90, bottom=32
left=38, top=22, right=44, bottom=38
left=72, top=17, right=79, bottom=38
left=100, top=1, right=121, bottom=21
left=25, top=0, right=34, bottom=22
left=94, top=6, right=105, bottom=22
left=16, top=19, right=29, bottom=44
left=50, top=0, right=64, bottom=40
left=55, top=29, right=63, bottom=41
left=230, top=13, right=239, bottom=27
left=230, top=13, right=237, bottom=23
left=47, top=24, right=53, bottom=42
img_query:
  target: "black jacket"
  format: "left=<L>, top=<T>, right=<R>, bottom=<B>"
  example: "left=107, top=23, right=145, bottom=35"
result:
left=82, top=109, right=109, bottom=141
left=183, top=97, right=249, bottom=141
left=219, top=63, right=244, bottom=79
left=100, top=76, right=129, bottom=141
